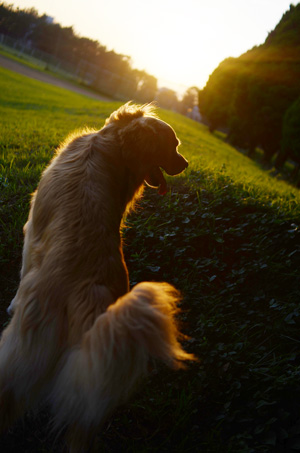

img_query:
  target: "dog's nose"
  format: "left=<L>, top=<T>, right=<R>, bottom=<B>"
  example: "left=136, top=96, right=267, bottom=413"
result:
left=180, top=156, right=188, bottom=169
left=177, top=155, right=188, bottom=173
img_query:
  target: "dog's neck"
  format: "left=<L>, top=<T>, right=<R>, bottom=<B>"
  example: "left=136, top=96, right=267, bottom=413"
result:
left=95, top=130, right=145, bottom=221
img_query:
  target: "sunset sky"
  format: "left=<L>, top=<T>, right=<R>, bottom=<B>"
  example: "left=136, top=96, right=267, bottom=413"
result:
left=11, top=0, right=295, bottom=94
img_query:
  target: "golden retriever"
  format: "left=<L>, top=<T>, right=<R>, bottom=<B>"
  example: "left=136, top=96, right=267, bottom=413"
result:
left=0, top=103, right=194, bottom=452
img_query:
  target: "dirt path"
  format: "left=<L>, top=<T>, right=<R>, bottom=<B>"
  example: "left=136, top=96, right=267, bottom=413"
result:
left=0, top=53, right=112, bottom=101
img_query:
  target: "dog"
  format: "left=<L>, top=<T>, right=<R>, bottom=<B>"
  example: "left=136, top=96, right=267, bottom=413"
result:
left=0, top=103, right=194, bottom=452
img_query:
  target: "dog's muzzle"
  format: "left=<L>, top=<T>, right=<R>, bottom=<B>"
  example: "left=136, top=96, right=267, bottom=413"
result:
left=165, top=152, right=188, bottom=176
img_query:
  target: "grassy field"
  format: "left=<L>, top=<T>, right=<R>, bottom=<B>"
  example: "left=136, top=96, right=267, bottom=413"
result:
left=1, top=65, right=300, bottom=452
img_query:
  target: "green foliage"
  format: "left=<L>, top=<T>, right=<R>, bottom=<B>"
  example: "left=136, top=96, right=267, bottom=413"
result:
left=199, top=58, right=238, bottom=132
left=1, top=69, right=300, bottom=452
left=199, top=4, right=300, bottom=165
left=282, top=96, right=300, bottom=161
left=265, top=4, right=300, bottom=47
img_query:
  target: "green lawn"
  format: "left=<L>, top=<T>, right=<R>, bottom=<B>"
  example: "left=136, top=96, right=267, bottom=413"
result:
left=0, top=65, right=300, bottom=452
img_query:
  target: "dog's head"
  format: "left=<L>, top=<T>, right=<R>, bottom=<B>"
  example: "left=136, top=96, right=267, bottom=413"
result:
left=104, top=103, right=188, bottom=195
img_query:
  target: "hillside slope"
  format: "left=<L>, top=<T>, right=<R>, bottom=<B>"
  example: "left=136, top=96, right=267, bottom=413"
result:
left=0, top=68, right=300, bottom=452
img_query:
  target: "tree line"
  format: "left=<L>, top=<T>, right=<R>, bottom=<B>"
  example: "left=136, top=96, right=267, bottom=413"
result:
left=199, top=4, right=300, bottom=178
left=0, top=3, right=199, bottom=113
left=0, top=3, right=159, bottom=102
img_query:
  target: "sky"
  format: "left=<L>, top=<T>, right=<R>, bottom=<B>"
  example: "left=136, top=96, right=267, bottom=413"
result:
left=11, top=0, right=295, bottom=94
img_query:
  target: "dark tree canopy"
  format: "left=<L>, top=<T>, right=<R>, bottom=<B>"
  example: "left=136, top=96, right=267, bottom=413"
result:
left=199, top=4, right=300, bottom=164
left=276, top=96, right=300, bottom=170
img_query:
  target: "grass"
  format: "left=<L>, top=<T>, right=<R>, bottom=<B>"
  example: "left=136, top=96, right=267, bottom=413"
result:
left=0, top=64, right=300, bottom=452
left=0, top=65, right=120, bottom=263
left=0, top=45, right=49, bottom=72
left=0, top=45, right=114, bottom=100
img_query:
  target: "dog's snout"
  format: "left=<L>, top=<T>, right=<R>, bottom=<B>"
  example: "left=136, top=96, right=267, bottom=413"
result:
left=178, top=153, right=188, bottom=169
left=164, top=153, right=189, bottom=176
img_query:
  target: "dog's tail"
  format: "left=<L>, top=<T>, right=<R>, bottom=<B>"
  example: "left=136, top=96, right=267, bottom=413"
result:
left=50, top=282, right=195, bottom=439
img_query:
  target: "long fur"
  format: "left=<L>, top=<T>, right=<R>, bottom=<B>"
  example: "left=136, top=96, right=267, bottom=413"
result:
left=0, top=103, right=194, bottom=452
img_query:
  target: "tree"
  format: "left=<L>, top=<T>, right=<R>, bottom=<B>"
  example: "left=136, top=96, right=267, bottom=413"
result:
left=198, top=58, right=239, bottom=132
left=198, top=4, right=300, bottom=164
left=134, top=70, right=157, bottom=103
left=276, top=97, right=300, bottom=178
left=0, top=2, right=157, bottom=101
left=179, top=87, right=199, bottom=115
left=156, top=88, right=178, bottom=110
left=0, top=3, right=39, bottom=38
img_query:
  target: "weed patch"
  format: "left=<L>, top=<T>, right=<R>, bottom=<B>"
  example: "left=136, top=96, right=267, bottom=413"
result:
left=122, top=173, right=300, bottom=452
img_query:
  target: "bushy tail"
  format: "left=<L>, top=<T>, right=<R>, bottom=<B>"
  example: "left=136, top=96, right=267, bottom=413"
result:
left=50, top=282, right=195, bottom=438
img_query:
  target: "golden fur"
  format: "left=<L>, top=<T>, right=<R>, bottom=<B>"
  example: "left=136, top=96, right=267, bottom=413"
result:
left=0, top=103, right=194, bottom=452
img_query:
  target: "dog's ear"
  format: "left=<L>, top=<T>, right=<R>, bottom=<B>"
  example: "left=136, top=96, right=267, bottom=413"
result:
left=118, top=117, right=159, bottom=169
